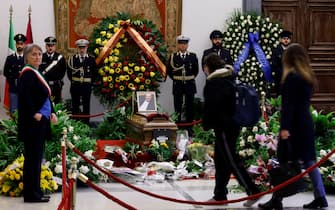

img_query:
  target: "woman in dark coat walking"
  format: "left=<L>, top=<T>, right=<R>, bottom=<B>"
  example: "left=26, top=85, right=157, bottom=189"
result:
left=202, top=53, right=260, bottom=207
left=18, top=44, right=58, bottom=203
left=259, top=44, right=328, bottom=209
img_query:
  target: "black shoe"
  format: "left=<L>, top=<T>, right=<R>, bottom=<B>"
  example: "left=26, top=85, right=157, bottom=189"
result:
left=24, top=197, right=50, bottom=203
left=42, top=195, right=51, bottom=199
left=258, top=198, right=283, bottom=210
left=303, top=196, right=328, bottom=209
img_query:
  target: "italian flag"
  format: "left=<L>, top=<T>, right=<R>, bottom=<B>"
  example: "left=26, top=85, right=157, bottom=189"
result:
left=3, top=15, right=15, bottom=109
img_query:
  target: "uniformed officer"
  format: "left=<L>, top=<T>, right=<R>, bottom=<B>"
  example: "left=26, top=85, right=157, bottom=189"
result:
left=3, top=33, right=27, bottom=113
left=167, top=35, right=199, bottom=134
left=202, top=30, right=233, bottom=71
left=271, top=30, right=293, bottom=96
left=39, top=36, right=66, bottom=104
left=67, top=39, right=97, bottom=124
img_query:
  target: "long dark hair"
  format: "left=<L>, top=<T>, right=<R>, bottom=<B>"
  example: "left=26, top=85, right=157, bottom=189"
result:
left=282, top=43, right=317, bottom=88
left=203, top=53, right=226, bottom=74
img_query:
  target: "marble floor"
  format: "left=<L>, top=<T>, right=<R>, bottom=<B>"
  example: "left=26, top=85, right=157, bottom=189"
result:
left=0, top=179, right=333, bottom=210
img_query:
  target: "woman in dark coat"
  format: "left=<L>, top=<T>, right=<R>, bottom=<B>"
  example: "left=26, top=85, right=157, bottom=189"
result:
left=202, top=53, right=260, bottom=207
left=259, top=44, right=328, bottom=209
left=18, top=44, right=58, bottom=203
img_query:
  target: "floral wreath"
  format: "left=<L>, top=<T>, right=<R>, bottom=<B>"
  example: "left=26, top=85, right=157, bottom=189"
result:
left=89, top=13, right=167, bottom=106
left=222, top=12, right=283, bottom=94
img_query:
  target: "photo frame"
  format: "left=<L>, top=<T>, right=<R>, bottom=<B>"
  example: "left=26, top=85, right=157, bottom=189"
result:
left=53, top=0, right=182, bottom=58
left=136, top=91, right=157, bottom=112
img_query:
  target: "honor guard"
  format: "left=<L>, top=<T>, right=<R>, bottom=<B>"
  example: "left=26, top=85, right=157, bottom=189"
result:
left=67, top=39, right=97, bottom=124
left=39, top=36, right=66, bottom=104
left=3, top=33, right=27, bottom=113
left=271, top=30, right=292, bottom=96
left=167, top=35, right=199, bottom=134
left=202, top=30, right=233, bottom=71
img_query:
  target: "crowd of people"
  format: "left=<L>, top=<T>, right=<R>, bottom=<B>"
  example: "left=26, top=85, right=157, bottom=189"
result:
left=3, top=29, right=328, bottom=209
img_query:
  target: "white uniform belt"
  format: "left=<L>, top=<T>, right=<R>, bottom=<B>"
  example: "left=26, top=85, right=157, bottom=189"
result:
left=72, top=77, right=91, bottom=83
left=173, top=75, right=195, bottom=81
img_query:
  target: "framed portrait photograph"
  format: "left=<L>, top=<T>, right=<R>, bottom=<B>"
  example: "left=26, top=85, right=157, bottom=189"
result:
left=137, top=91, right=157, bottom=112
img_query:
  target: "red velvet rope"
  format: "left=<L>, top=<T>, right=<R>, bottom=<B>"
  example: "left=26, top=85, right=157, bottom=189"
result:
left=83, top=178, right=137, bottom=210
left=69, top=144, right=335, bottom=206
left=175, top=119, right=202, bottom=127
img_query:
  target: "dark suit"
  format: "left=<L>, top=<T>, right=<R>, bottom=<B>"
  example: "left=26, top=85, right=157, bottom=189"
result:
left=3, top=53, right=25, bottom=112
left=39, top=52, right=66, bottom=104
left=271, top=45, right=285, bottom=96
left=67, top=54, right=97, bottom=123
left=18, top=66, right=55, bottom=201
left=167, top=51, right=199, bottom=124
left=202, top=47, right=233, bottom=69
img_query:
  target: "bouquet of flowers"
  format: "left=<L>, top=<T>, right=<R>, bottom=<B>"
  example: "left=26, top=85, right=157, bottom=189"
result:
left=0, top=155, right=58, bottom=197
left=147, top=139, right=173, bottom=162
left=90, top=13, right=167, bottom=106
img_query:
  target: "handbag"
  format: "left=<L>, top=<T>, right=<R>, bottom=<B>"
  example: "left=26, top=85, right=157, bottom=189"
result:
left=268, top=139, right=306, bottom=197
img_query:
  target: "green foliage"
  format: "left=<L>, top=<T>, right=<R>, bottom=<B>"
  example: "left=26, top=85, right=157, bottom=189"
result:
left=192, top=125, right=215, bottom=145
left=123, top=142, right=141, bottom=159
left=0, top=117, right=23, bottom=171
left=93, top=108, right=128, bottom=140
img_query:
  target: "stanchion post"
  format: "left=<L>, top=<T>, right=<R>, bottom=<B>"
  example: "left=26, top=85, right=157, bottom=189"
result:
left=68, top=157, right=78, bottom=210
left=131, top=87, right=136, bottom=116
left=61, top=128, right=68, bottom=210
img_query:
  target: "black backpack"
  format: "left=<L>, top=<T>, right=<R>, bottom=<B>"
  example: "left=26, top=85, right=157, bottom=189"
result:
left=228, top=80, right=261, bottom=127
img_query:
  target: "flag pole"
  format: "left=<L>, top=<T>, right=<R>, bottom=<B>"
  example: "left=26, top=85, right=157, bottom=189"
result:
left=28, top=5, right=32, bottom=16
left=4, top=5, right=14, bottom=110
left=9, top=5, right=13, bottom=19
left=26, top=5, right=33, bottom=44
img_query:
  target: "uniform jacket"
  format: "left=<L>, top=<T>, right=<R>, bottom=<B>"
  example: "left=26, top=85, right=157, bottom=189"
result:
left=67, top=54, right=97, bottom=85
left=18, top=65, right=55, bottom=141
left=202, top=68, right=237, bottom=132
left=280, top=72, right=316, bottom=162
left=39, top=52, right=66, bottom=83
left=202, top=47, right=233, bottom=67
left=271, top=45, right=285, bottom=93
left=3, top=53, right=25, bottom=93
left=166, top=51, right=199, bottom=95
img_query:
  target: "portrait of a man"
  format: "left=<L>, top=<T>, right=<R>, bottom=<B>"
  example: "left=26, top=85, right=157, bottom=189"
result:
left=137, top=91, right=157, bottom=112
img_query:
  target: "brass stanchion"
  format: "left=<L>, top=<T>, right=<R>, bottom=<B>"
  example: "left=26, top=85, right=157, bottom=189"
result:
left=68, top=157, right=78, bottom=210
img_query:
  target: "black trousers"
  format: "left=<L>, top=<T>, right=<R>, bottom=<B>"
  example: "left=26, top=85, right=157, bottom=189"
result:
left=173, top=92, right=194, bottom=122
left=50, top=82, right=63, bottom=105
left=213, top=128, right=260, bottom=200
left=23, top=117, right=48, bottom=199
left=70, top=83, right=92, bottom=124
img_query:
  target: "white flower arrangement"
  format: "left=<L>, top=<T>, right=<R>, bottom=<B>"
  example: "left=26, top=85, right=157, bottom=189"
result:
left=222, top=12, right=283, bottom=93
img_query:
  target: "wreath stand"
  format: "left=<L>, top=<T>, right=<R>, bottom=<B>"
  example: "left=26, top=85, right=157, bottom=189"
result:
left=95, top=20, right=177, bottom=146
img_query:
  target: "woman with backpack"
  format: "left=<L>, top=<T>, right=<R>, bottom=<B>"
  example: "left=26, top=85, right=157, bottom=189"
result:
left=202, top=53, right=261, bottom=207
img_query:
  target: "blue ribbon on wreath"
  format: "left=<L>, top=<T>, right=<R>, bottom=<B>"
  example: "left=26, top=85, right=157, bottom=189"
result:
left=233, top=32, right=272, bottom=82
